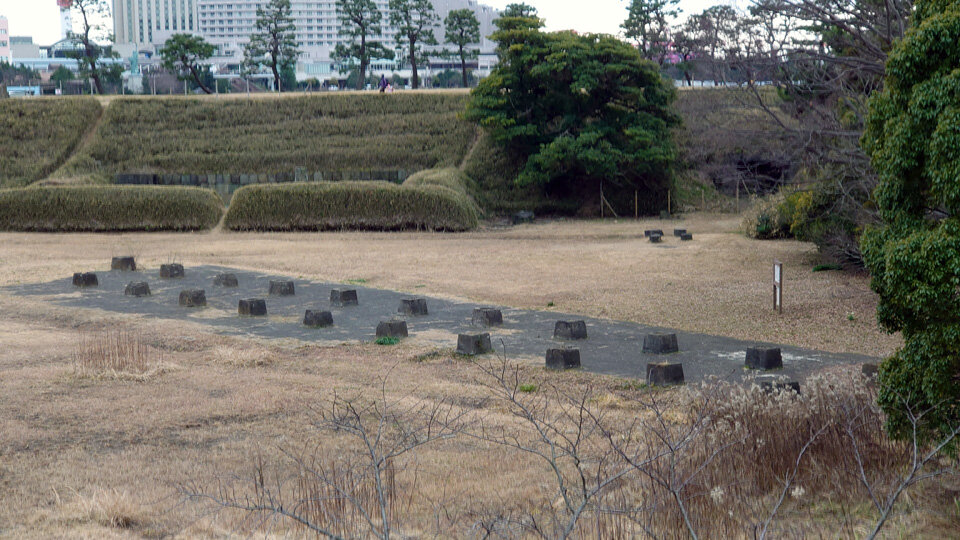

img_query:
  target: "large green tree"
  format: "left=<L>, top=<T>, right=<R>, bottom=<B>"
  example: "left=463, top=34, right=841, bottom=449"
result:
left=243, top=0, right=300, bottom=92
left=336, top=0, right=395, bottom=90
left=444, top=8, right=480, bottom=88
left=389, top=0, right=438, bottom=90
left=861, top=0, right=960, bottom=447
left=465, top=5, right=679, bottom=214
left=159, top=34, right=216, bottom=94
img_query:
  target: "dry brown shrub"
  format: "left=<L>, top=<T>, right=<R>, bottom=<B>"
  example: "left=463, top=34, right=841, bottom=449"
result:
left=208, top=344, right=278, bottom=367
left=74, top=487, right=149, bottom=529
left=73, top=329, right=169, bottom=380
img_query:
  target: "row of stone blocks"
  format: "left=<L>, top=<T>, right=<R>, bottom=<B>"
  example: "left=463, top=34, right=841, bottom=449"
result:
left=645, top=228, right=694, bottom=243
left=115, top=170, right=410, bottom=186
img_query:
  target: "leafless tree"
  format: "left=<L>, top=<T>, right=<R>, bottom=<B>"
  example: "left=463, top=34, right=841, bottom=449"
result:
left=181, top=377, right=471, bottom=538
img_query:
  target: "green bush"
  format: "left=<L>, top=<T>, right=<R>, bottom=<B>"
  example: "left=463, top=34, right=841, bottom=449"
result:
left=460, top=134, right=578, bottom=215
left=223, top=181, right=479, bottom=231
left=861, top=0, right=960, bottom=448
left=0, top=98, right=102, bottom=187
left=0, top=185, right=224, bottom=231
left=742, top=192, right=795, bottom=239
left=60, top=94, right=477, bottom=177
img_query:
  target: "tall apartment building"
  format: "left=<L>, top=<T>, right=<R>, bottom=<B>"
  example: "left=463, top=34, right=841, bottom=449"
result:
left=113, top=0, right=498, bottom=78
left=112, top=0, right=201, bottom=47
left=0, top=16, right=10, bottom=63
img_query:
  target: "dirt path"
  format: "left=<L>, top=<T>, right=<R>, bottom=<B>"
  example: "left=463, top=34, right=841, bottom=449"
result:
left=46, top=100, right=107, bottom=181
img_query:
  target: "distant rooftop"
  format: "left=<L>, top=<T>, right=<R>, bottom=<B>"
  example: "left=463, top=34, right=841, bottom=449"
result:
left=11, top=36, right=33, bottom=45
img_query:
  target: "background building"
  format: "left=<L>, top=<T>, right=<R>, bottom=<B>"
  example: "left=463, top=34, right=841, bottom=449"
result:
left=112, top=0, right=499, bottom=81
left=0, top=16, right=10, bottom=63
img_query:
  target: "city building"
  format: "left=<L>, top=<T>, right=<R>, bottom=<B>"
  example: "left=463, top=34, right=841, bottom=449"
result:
left=11, top=36, right=41, bottom=60
left=112, top=0, right=499, bottom=80
left=112, top=0, right=201, bottom=49
left=0, top=16, right=10, bottom=63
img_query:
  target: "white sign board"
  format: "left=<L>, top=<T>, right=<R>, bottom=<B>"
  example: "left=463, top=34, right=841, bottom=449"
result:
left=773, top=261, right=783, bottom=312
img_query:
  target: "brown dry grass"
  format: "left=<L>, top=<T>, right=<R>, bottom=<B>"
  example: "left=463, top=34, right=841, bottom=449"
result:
left=1, top=216, right=943, bottom=538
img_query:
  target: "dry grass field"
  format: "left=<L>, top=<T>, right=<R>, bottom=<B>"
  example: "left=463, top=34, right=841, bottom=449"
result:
left=2, top=216, right=955, bottom=539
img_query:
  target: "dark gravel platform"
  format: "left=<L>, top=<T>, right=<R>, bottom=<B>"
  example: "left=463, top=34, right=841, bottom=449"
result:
left=6, top=265, right=878, bottom=383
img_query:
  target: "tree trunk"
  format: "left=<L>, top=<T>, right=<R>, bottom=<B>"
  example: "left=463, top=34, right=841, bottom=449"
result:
left=358, top=36, right=368, bottom=90
left=88, top=54, right=103, bottom=94
left=409, top=37, right=419, bottom=89
left=460, top=46, right=468, bottom=88
left=189, top=65, right=213, bottom=94
left=271, top=50, right=280, bottom=92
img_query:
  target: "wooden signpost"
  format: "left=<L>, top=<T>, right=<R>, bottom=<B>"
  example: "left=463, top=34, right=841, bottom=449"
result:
left=773, top=260, right=783, bottom=313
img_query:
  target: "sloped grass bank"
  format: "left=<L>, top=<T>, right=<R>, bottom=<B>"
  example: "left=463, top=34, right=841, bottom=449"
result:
left=0, top=98, right=102, bottom=187
left=59, top=93, right=477, bottom=178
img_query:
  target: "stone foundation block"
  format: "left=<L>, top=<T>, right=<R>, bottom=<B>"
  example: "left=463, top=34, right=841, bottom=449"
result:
left=330, top=289, right=359, bottom=307
left=646, top=362, right=685, bottom=386
left=303, top=310, right=334, bottom=327
left=643, top=333, right=679, bottom=354
left=376, top=319, right=408, bottom=339
left=457, top=333, right=492, bottom=355
left=160, top=263, right=184, bottom=278
left=746, top=347, right=783, bottom=370
left=399, top=298, right=428, bottom=316
left=72, top=272, right=98, bottom=287
left=554, top=320, right=588, bottom=340
left=124, top=281, right=151, bottom=297
left=472, top=308, right=503, bottom=327
left=111, top=256, right=136, bottom=271
left=179, top=289, right=206, bottom=307
left=238, top=298, right=267, bottom=316
left=268, top=280, right=295, bottom=296
left=546, top=348, right=581, bottom=370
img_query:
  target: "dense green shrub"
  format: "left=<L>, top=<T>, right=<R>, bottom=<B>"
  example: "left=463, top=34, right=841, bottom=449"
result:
left=60, top=93, right=476, bottom=177
left=0, top=185, right=224, bottom=231
left=861, top=0, right=960, bottom=447
left=223, top=181, right=479, bottom=231
left=742, top=192, right=795, bottom=240
left=465, top=9, right=678, bottom=215
left=460, top=133, right=577, bottom=215
left=0, top=98, right=102, bottom=187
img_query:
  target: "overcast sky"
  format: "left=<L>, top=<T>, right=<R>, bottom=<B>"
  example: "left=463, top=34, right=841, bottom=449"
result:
left=0, top=0, right=737, bottom=46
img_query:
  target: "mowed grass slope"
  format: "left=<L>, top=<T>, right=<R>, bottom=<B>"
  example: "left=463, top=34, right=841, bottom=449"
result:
left=0, top=98, right=102, bottom=187
left=59, top=93, right=478, bottom=177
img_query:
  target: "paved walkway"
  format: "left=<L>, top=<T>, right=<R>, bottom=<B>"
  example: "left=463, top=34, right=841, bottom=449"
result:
left=9, top=265, right=877, bottom=383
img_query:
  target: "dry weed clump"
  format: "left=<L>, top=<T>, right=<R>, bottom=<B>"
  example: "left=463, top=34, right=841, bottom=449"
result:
left=74, top=487, right=149, bottom=529
left=209, top=344, right=277, bottom=367
left=74, top=329, right=167, bottom=380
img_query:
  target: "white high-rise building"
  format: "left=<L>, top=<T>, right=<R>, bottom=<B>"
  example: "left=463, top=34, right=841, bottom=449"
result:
left=60, top=6, right=73, bottom=39
left=112, top=0, right=201, bottom=47
left=113, top=0, right=498, bottom=79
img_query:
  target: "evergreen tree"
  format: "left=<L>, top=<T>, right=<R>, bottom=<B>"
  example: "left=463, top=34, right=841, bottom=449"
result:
left=444, top=8, right=480, bottom=88
left=861, top=0, right=960, bottom=448
left=243, top=0, right=300, bottom=92
left=336, top=0, right=394, bottom=90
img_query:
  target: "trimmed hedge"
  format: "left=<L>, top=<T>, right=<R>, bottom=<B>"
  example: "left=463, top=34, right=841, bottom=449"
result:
left=402, top=167, right=482, bottom=215
left=223, top=181, right=479, bottom=231
left=0, top=97, right=102, bottom=187
left=0, top=185, right=224, bottom=232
